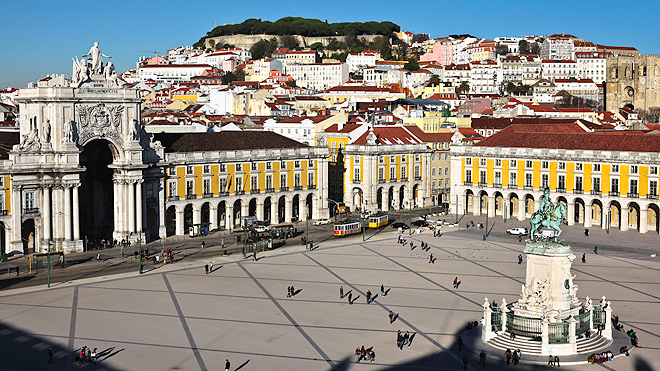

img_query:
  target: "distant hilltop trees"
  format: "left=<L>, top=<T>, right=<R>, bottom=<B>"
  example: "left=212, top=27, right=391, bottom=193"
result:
left=194, top=17, right=400, bottom=48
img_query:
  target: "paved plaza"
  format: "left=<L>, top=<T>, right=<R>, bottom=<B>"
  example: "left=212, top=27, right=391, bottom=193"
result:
left=0, top=219, right=658, bottom=371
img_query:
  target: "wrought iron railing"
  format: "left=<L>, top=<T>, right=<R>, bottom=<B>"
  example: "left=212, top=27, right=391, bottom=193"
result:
left=186, top=194, right=197, bottom=199
left=168, top=195, right=179, bottom=201
left=627, top=192, right=638, bottom=198
left=647, top=194, right=658, bottom=199
left=591, top=190, right=601, bottom=196
left=250, top=189, right=261, bottom=194
left=24, top=207, right=40, bottom=214
left=548, top=322, right=570, bottom=344
left=576, top=311, right=591, bottom=336
left=464, top=180, right=473, bottom=185
left=218, top=191, right=229, bottom=196
left=609, top=191, right=619, bottom=197
left=556, top=187, right=566, bottom=193
left=573, top=189, right=583, bottom=194
left=593, top=306, right=605, bottom=326
left=506, top=310, right=542, bottom=338
left=203, top=193, right=214, bottom=198
left=265, top=188, right=275, bottom=193
left=491, top=308, right=502, bottom=332
left=308, top=184, right=316, bottom=189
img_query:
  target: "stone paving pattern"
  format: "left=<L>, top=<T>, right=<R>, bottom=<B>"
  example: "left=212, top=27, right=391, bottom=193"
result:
left=0, top=215, right=658, bottom=370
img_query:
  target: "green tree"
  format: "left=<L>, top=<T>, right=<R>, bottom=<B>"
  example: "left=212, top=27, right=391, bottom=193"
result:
left=208, top=39, right=215, bottom=49
left=404, top=58, right=420, bottom=71
left=234, top=67, right=245, bottom=81
left=280, top=35, right=298, bottom=49
left=506, top=82, right=516, bottom=92
left=518, top=40, right=529, bottom=55
left=250, top=40, right=276, bottom=59
left=530, top=42, right=540, bottom=55
left=458, top=81, right=470, bottom=94
left=495, top=44, right=509, bottom=56
left=222, top=71, right=237, bottom=84
left=309, top=42, right=324, bottom=51
left=429, top=74, right=441, bottom=83
left=412, top=33, right=429, bottom=43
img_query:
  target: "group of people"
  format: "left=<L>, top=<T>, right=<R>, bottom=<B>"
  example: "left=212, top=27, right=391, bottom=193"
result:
left=627, top=329, right=641, bottom=347
left=587, top=350, right=613, bottom=364
left=396, top=330, right=414, bottom=349
left=76, top=346, right=98, bottom=364
left=354, top=345, right=374, bottom=362
left=204, top=262, right=214, bottom=274
left=547, top=355, right=561, bottom=367
left=504, top=348, right=522, bottom=366
left=287, top=285, right=296, bottom=298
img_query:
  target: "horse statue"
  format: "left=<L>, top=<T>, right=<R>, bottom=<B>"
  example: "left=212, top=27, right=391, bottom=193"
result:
left=530, top=202, right=566, bottom=241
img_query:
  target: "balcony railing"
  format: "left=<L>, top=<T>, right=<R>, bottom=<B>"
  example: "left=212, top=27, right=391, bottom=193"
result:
left=294, top=185, right=303, bottom=191
left=508, top=185, right=518, bottom=189
left=250, top=189, right=261, bottom=194
left=401, top=177, right=408, bottom=181
left=235, top=190, right=245, bottom=195
left=556, top=187, right=566, bottom=193
left=647, top=194, right=658, bottom=199
left=280, top=186, right=289, bottom=192
left=390, top=179, right=398, bottom=183
left=464, top=180, right=473, bottom=186
left=219, top=191, right=229, bottom=196
left=414, top=176, right=422, bottom=181
left=524, top=186, right=534, bottom=190
left=0, top=210, right=8, bottom=216
left=590, top=190, right=601, bottom=196
left=168, top=195, right=179, bottom=201
left=627, top=192, right=638, bottom=198
left=265, top=188, right=275, bottom=193
left=378, top=179, right=386, bottom=183
left=24, top=207, right=39, bottom=214
left=493, top=183, right=502, bottom=188
left=573, top=189, right=583, bottom=194
left=478, top=182, right=488, bottom=187
left=609, top=191, right=619, bottom=197
left=146, top=197, right=158, bottom=204
left=308, top=184, right=316, bottom=189
left=202, top=192, right=214, bottom=198
left=186, top=194, right=197, bottom=199
left=352, top=180, right=361, bottom=184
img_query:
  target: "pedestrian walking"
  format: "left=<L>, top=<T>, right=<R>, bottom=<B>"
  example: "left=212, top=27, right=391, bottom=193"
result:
left=463, top=354, right=469, bottom=371
left=479, top=350, right=486, bottom=366
left=366, top=290, right=372, bottom=304
left=221, top=238, right=224, bottom=248
left=458, top=335, right=463, bottom=351
left=594, top=245, right=598, bottom=254
left=47, top=347, right=53, bottom=363
left=582, top=253, right=586, bottom=263
left=290, top=285, right=295, bottom=296
left=505, top=348, right=512, bottom=365
left=87, top=347, right=91, bottom=363
left=389, top=311, right=394, bottom=323
left=209, top=262, right=213, bottom=272
left=355, top=347, right=361, bottom=362
left=96, top=253, right=101, bottom=262
left=348, top=292, right=352, bottom=304
left=360, top=345, right=366, bottom=360
left=253, top=250, right=258, bottom=261
left=397, top=330, right=403, bottom=349
left=16, top=265, right=19, bottom=276
left=403, top=331, right=410, bottom=347
left=429, top=253, right=434, bottom=263
left=287, top=286, right=291, bottom=298
left=91, top=348, right=97, bottom=364
left=518, top=254, right=523, bottom=264
left=340, top=285, right=344, bottom=299
left=518, top=234, right=522, bottom=242
left=225, top=359, right=230, bottom=371
left=381, top=284, right=385, bottom=295
left=554, top=355, right=560, bottom=367
left=515, top=349, right=521, bottom=365
left=201, top=241, right=205, bottom=249
left=205, top=264, right=209, bottom=274
left=453, top=277, right=460, bottom=289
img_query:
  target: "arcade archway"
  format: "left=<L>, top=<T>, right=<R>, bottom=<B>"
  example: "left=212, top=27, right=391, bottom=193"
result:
left=79, top=139, right=115, bottom=240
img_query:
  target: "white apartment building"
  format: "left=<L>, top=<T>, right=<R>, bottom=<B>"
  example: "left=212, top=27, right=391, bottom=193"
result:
left=540, top=33, right=582, bottom=60
left=452, top=37, right=478, bottom=65
left=501, top=55, right=524, bottom=83
left=246, top=58, right=283, bottom=82
left=521, top=55, right=543, bottom=85
left=470, top=60, right=500, bottom=94
left=137, top=64, right=212, bottom=84
left=287, top=63, right=349, bottom=92
left=554, top=78, right=601, bottom=102
left=541, top=59, right=577, bottom=81
left=263, top=116, right=318, bottom=145
left=363, top=66, right=395, bottom=87
left=575, top=51, right=610, bottom=83
left=346, top=50, right=382, bottom=73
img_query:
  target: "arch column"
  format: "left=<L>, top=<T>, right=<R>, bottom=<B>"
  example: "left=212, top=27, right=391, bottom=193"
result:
left=128, top=181, right=136, bottom=234
left=285, top=199, right=293, bottom=222
left=210, top=205, right=218, bottom=230
left=584, top=204, right=592, bottom=228
left=299, top=197, right=306, bottom=221
left=64, top=185, right=72, bottom=241
left=241, top=200, right=249, bottom=219
left=256, top=200, right=264, bottom=221
left=517, top=199, right=525, bottom=221
left=472, top=194, right=479, bottom=215
left=567, top=202, right=575, bottom=226
left=193, top=205, right=201, bottom=230
left=42, top=187, right=51, bottom=241
left=73, top=185, right=80, bottom=240
left=487, top=196, right=496, bottom=218
left=533, top=200, right=540, bottom=214
left=640, top=208, right=648, bottom=233
left=175, top=210, right=184, bottom=236
left=226, top=205, right=234, bottom=229
left=136, top=180, right=143, bottom=234
left=270, top=201, right=278, bottom=224
left=620, top=207, right=629, bottom=231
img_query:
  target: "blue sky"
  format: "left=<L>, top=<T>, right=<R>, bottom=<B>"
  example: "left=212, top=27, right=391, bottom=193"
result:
left=1, top=0, right=659, bottom=89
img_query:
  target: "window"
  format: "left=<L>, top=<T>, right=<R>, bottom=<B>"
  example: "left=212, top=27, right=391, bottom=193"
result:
left=575, top=163, right=583, bottom=171
left=558, top=174, right=566, bottom=190
left=651, top=166, right=658, bottom=175
left=558, top=162, right=566, bottom=170
left=354, top=156, right=360, bottom=164
left=510, top=159, right=517, bottom=167
left=480, top=170, right=487, bottom=184
left=266, top=162, right=272, bottom=170
left=525, top=160, right=533, bottom=168
left=612, top=164, right=619, bottom=173
left=630, top=179, right=638, bottom=195
left=541, top=174, right=549, bottom=188
left=378, top=167, right=384, bottom=181
left=219, top=178, right=227, bottom=192
left=169, top=181, right=177, bottom=197
left=480, top=158, right=487, bottom=166
left=415, top=154, right=420, bottom=161
left=575, top=176, right=583, bottom=191
left=251, top=163, right=257, bottom=171
left=495, top=159, right=502, bottom=167
left=650, top=180, right=658, bottom=196
left=280, top=174, right=287, bottom=188
left=630, top=165, right=638, bottom=174
left=186, top=165, right=193, bottom=175
left=401, top=166, right=407, bottom=179
left=495, top=171, right=502, bottom=185
left=251, top=176, right=258, bottom=190
left=220, top=163, right=227, bottom=172
left=186, top=180, right=194, bottom=196
left=308, top=159, right=314, bottom=168
left=294, top=173, right=301, bottom=187
left=308, top=172, right=315, bottom=187
left=466, top=169, right=472, bottom=183
left=266, top=175, right=273, bottom=189
left=390, top=167, right=396, bottom=180
left=509, top=172, right=517, bottom=186
left=203, top=178, right=211, bottom=194
left=525, top=173, right=533, bottom=187
left=414, top=165, right=420, bottom=178
left=330, top=169, right=336, bottom=180
left=379, top=156, right=384, bottom=164
left=281, top=161, right=286, bottom=169
left=432, top=168, right=436, bottom=176
left=391, top=156, right=395, bottom=162
left=295, top=160, right=300, bottom=168
left=236, top=177, right=243, bottom=192
left=354, top=168, right=360, bottom=182
left=146, top=183, right=154, bottom=198
left=168, top=166, right=176, bottom=175
left=466, top=158, right=472, bottom=165
left=542, top=161, right=549, bottom=169
left=611, top=178, right=619, bottom=193
left=402, top=155, right=407, bottom=162
left=593, top=177, right=600, bottom=192
left=203, top=165, right=210, bottom=173
left=593, top=164, right=601, bottom=172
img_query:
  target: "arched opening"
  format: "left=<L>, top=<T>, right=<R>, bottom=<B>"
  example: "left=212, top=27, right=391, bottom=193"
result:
left=147, top=207, right=158, bottom=239
left=465, top=189, right=474, bottom=214
left=248, top=198, right=257, bottom=217
left=479, top=191, right=488, bottom=214
left=524, top=194, right=535, bottom=216
left=0, top=222, right=6, bottom=258
left=591, top=200, right=603, bottom=227
left=399, top=185, right=406, bottom=209
left=649, top=203, right=660, bottom=233
left=624, top=103, right=635, bottom=111
left=376, top=187, right=383, bottom=211
left=306, top=194, right=313, bottom=220
left=21, top=219, right=36, bottom=254
left=627, top=202, right=640, bottom=231
left=413, top=184, right=420, bottom=208
left=292, top=195, right=300, bottom=221
left=494, top=192, right=503, bottom=215
left=508, top=193, right=519, bottom=217
left=80, top=139, right=115, bottom=240
left=184, top=204, right=194, bottom=233
left=217, top=201, right=226, bottom=229
left=263, top=198, right=271, bottom=223
left=201, top=203, right=210, bottom=233
left=574, top=198, right=585, bottom=224
left=233, top=200, right=242, bottom=227
left=608, top=201, right=621, bottom=229
left=277, top=196, right=286, bottom=223
left=388, top=187, right=394, bottom=210
left=166, top=206, right=176, bottom=236
left=352, top=188, right=363, bottom=212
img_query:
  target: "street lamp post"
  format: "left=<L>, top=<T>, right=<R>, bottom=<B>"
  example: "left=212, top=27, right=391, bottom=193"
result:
left=139, top=232, right=143, bottom=274
left=47, top=240, right=51, bottom=288
left=409, top=200, right=412, bottom=235
left=484, top=198, right=489, bottom=240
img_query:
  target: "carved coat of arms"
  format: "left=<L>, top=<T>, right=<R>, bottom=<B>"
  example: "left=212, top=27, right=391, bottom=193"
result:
left=75, top=103, right=124, bottom=145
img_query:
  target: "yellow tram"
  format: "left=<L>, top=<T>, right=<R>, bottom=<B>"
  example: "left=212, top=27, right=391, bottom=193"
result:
left=334, top=219, right=362, bottom=236
left=368, top=212, right=389, bottom=228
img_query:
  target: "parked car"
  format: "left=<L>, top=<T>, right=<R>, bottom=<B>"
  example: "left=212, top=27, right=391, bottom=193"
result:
left=313, top=218, right=331, bottom=226
left=411, top=220, right=429, bottom=227
left=506, top=227, right=529, bottom=235
left=391, top=222, right=409, bottom=229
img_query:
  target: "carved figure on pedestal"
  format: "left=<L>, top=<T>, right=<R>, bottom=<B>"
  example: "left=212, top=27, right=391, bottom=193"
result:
left=72, top=57, right=90, bottom=87
left=130, top=119, right=140, bottom=141
left=530, top=187, right=566, bottom=240
left=63, top=120, right=75, bottom=142
left=104, top=62, right=118, bottom=87
left=18, top=128, right=41, bottom=152
left=42, top=120, right=51, bottom=143
left=82, top=42, right=111, bottom=75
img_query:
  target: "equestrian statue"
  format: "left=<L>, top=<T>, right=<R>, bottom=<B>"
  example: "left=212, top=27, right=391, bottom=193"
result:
left=529, top=187, right=566, bottom=241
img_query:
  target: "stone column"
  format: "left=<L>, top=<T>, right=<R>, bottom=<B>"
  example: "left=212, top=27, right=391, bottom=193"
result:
left=567, top=202, right=575, bottom=226
left=472, top=194, right=479, bottom=215
left=64, top=186, right=72, bottom=241
left=487, top=195, right=496, bottom=218
left=541, top=316, right=550, bottom=356
left=241, top=201, right=249, bottom=219
left=226, top=205, right=234, bottom=229
left=517, top=199, right=525, bottom=221
left=270, top=201, right=278, bottom=224
left=586, top=297, right=594, bottom=331
left=639, top=208, right=648, bottom=233
left=501, top=298, right=509, bottom=334
left=113, top=181, right=120, bottom=233
left=285, top=199, right=292, bottom=223
left=568, top=316, right=578, bottom=353
left=299, top=197, right=307, bottom=221
left=584, top=204, right=592, bottom=228
left=620, top=207, right=629, bottom=231
left=256, top=201, right=264, bottom=221
left=603, top=302, right=613, bottom=340
left=11, top=187, right=22, bottom=251
left=175, top=210, right=184, bottom=236
left=210, top=205, right=218, bottom=231
left=136, top=180, right=143, bottom=233
left=72, top=185, right=80, bottom=240
left=193, top=205, right=201, bottom=232
left=533, top=200, right=540, bottom=214
left=482, top=298, right=494, bottom=342
left=128, top=181, right=136, bottom=234
left=42, top=187, right=51, bottom=241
